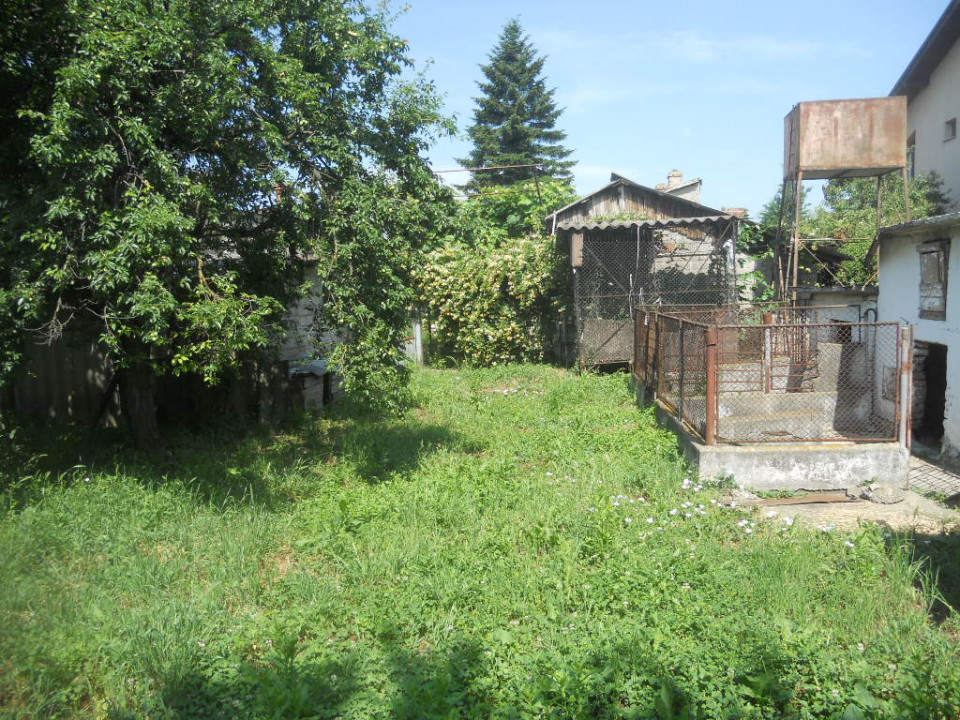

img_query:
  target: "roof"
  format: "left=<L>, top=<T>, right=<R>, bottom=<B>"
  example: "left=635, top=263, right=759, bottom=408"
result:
left=661, top=178, right=702, bottom=194
left=545, top=172, right=727, bottom=223
left=556, top=215, right=737, bottom=232
left=891, top=0, right=960, bottom=100
left=865, top=211, right=960, bottom=262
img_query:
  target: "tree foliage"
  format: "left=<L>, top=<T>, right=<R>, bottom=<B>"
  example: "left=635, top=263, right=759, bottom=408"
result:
left=459, top=19, right=573, bottom=188
left=0, top=0, right=453, bottom=442
left=805, top=172, right=951, bottom=285
left=418, top=179, right=576, bottom=365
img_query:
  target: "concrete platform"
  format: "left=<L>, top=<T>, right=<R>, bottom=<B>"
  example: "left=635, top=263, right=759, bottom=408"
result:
left=654, top=401, right=910, bottom=491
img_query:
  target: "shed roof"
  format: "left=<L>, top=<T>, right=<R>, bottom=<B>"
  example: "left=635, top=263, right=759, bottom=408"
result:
left=891, top=0, right=960, bottom=100
left=556, top=215, right=736, bottom=232
left=866, top=211, right=960, bottom=262
left=545, top=172, right=727, bottom=224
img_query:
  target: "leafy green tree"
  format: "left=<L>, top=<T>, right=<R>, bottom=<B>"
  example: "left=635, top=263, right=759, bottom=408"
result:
left=0, top=0, right=452, bottom=448
left=459, top=19, right=574, bottom=188
left=806, top=172, right=950, bottom=285
left=418, top=179, right=577, bottom=364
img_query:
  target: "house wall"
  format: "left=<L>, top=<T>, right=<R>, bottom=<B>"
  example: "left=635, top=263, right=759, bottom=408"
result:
left=908, top=37, right=960, bottom=207
left=877, top=226, right=960, bottom=460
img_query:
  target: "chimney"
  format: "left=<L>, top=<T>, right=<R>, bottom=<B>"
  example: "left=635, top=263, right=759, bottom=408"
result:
left=667, top=169, right=683, bottom=190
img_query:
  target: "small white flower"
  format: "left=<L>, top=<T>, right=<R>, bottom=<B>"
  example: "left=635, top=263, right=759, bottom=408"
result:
left=782, top=516, right=794, bottom=526
left=684, top=512, right=693, bottom=518
left=646, top=517, right=654, bottom=524
left=588, top=507, right=597, bottom=513
left=765, top=510, right=778, bottom=518
left=624, top=517, right=633, bottom=524
left=729, top=501, right=737, bottom=508
left=693, top=485, right=703, bottom=492
left=613, top=501, right=620, bottom=507
left=638, top=497, right=647, bottom=503
left=546, top=472, right=553, bottom=477
left=844, top=541, right=855, bottom=548
left=682, top=502, right=692, bottom=509
left=669, top=509, right=679, bottom=516
left=745, top=528, right=753, bottom=534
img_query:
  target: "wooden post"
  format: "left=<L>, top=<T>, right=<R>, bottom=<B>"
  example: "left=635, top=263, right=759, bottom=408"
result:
left=704, top=326, right=718, bottom=446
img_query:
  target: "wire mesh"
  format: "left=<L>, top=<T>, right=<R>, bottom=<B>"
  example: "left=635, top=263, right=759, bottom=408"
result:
left=574, top=221, right=737, bottom=365
left=634, top=306, right=905, bottom=445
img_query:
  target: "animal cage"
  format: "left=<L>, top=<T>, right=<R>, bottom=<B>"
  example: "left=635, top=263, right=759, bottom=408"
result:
left=560, top=216, right=740, bottom=367
left=634, top=304, right=911, bottom=446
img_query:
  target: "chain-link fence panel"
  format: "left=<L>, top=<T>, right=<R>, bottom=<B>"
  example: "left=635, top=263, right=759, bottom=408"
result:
left=572, top=219, right=737, bottom=366
left=713, top=322, right=900, bottom=443
left=634, top=306, right=906, bottom=446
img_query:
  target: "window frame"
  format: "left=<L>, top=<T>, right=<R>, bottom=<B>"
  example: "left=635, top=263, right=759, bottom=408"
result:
left=918, top=239, right=949, bottom=321
left=946, top=118, right=957, bottom=142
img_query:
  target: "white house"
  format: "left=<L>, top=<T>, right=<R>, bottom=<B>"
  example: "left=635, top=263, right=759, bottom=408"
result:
left=874, top=213, right=960, bottom=465
left=892, top=0, right=960, bottom=206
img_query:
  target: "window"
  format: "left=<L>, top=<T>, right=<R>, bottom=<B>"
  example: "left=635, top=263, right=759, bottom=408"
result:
left=918, top=240, right=949, bottom=320
left=946, top=118, right=957, bottom=142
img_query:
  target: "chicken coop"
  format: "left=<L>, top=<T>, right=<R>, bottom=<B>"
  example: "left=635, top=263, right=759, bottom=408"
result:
left=558, top=216, right=741, bottom=367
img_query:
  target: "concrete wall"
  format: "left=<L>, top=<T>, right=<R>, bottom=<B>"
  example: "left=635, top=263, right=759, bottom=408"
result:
left=656, top=402, right=909, bottom=490
left=877, top=224, right=960, bottom=460
left=908, top=37, right=960, bottom=207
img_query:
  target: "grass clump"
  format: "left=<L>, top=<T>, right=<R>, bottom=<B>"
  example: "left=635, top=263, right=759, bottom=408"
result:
left=1, top=365, right=958, bottom=718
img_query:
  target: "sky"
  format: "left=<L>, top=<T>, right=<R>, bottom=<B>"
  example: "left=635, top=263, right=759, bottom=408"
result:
left=390, top=0, right=949, bottom=217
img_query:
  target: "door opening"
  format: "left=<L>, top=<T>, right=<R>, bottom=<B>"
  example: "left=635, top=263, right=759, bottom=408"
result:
left=914, top=341, right=948, bottom=449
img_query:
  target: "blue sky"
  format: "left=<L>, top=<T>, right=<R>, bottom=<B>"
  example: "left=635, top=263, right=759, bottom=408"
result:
left=390, top=0, right=948, bottom=216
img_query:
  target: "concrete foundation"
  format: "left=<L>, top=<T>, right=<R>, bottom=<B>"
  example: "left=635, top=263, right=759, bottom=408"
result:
left=654, top=401, right=910, bottom=490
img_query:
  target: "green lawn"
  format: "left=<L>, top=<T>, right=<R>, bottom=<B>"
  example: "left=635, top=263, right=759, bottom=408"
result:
left=1, top=366, right=958, bottom=718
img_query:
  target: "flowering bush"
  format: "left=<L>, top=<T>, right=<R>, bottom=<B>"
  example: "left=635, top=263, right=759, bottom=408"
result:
left=417, top=179, right=575, bottom=365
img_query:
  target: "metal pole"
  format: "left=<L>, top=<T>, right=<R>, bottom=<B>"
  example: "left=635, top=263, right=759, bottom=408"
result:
left=898, top=325, right=913, bottom=464
left=791, top=172, right=804, bottom=304
left=705, top=326, right=718, bottom=445
left=763, top=312, right=774, bottom=393
left=901, top=165, right=912, bottom=223
left=678, top=322, right=685, bottom=421
left=876, top=175, right=883, bottom=234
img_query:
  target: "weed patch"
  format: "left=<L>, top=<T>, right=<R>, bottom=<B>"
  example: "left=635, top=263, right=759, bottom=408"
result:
left=1, top=366, right=957, bottom=717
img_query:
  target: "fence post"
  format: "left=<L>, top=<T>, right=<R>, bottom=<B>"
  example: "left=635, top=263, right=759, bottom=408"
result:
left=763, top=312, right=774, bottom=393
left=898, top=325, right=913, bottom=460
left=704, top=325, right=718, bottom=446
left=678, top=322, right=685, bottom=421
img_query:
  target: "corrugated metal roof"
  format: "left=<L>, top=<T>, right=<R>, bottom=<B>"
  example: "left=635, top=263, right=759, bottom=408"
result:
left=544, top=172, right=728, bottom=224
left=865, top=211, right=960, bottom=263
left=877, top=211, right=960, bottom=238
left=555, top=215, right=737, bottom=232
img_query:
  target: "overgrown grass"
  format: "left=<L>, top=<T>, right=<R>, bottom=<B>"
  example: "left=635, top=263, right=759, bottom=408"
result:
left=1, top=366, right=958, bottom=718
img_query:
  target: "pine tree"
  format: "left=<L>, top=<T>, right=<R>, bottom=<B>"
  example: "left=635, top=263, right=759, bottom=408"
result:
left=460, top=19, right=574, bottom=188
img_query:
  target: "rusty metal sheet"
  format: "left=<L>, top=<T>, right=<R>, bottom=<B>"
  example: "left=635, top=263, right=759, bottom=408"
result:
left=784, top=97, right=907, bottom=180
